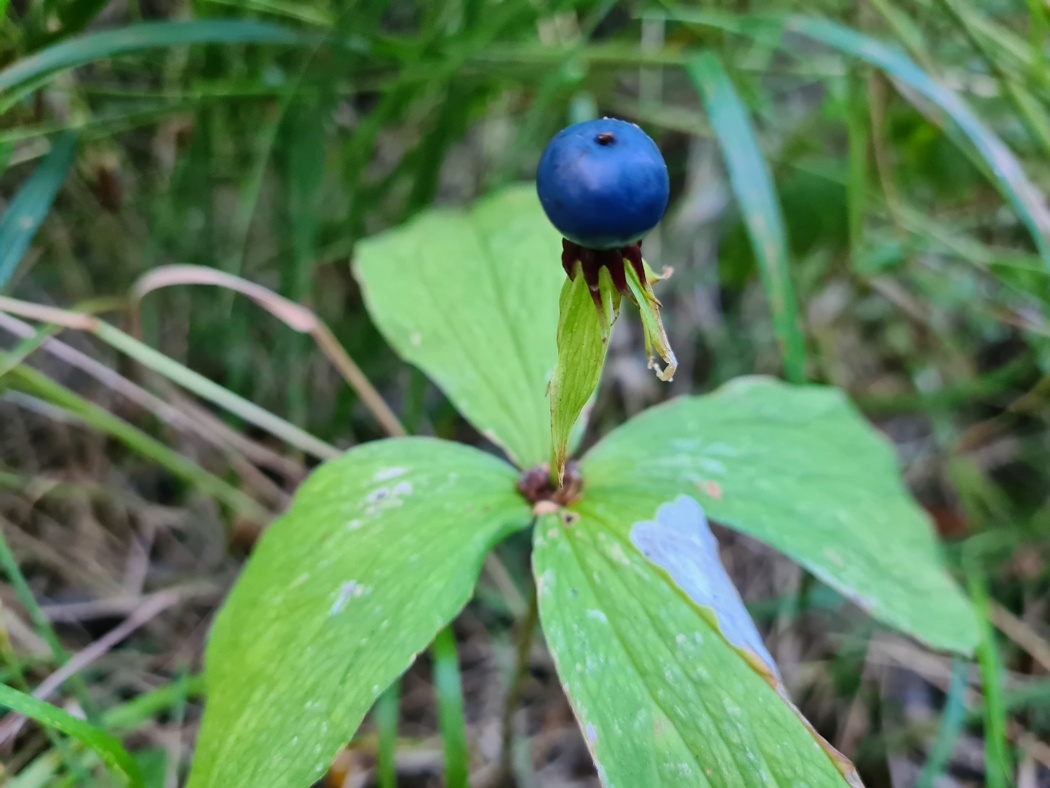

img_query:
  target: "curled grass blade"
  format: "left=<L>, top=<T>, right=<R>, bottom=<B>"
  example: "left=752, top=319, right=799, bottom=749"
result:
left=0, top=683, right=143, bottom=787
left=130, top=265, right=405, bottom=438
left=0, top=296, right=339, bottom=460
left=687, top=52, right=807, bottom=383
left=0, top=20, right=317, bottom=93
left=658, top=10, right=1050, bottom=271
left=783, top=15, right=1050, bottom=268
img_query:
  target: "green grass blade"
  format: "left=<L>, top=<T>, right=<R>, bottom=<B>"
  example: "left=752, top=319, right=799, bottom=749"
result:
left=0, top=20, right=312, bottom=93
left=966, top=564, right=1011, bottom=786
left=0, top=323, right=61, bottom=378
left=1029, top=0, right=1048, bottom=83
left=102, top=674, right=205, bottom=734
left=0, top=521, right=97, bottom=720
left=93, top=322, right=338, bottom=460
left=0, top=683, right=143, bottom=787
left=0, top=296, right=339, bottom=459
left=846, top=70, right=869, bottom=265
left=686, top=52, right=807, bottom=383
left=660, top=10, right=1050, bottom=272
left=0, top=133, right=77, bottom=291
left=916, top=657, right=968, bottom=786
left=780, top=16, right=1050, bottom=271
left=374, top=682, right=400, bottom=788
left=432, top=628, right=469, bottom=788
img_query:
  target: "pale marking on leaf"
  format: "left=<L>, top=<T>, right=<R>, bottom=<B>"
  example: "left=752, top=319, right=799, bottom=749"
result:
left=606, top=541, right=630, bottom=567
left=360, top=481, right=414, bottom=516
left=328, top=582, right=357, bottom=617
left=373, top=467, right=407, bottom=482
left=698, top=458, right=726, bottom=474
left=363, top=487, right=390, bottom=505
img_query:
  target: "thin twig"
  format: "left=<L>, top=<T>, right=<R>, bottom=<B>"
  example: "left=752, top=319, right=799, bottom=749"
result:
left=0, top=311, right=289, bottom=508
left=0, top=591, right=181, bottom=744
left=0, top=295, right=339, bottom=460
left=128, top=265, right=406, bottom=438
left=989, top=601, right=1050, bottom=675
left=0, top=516, right=98, bottom=721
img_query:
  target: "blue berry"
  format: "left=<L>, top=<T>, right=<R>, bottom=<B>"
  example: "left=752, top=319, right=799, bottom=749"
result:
left=536, top=118, right=669, bottom=250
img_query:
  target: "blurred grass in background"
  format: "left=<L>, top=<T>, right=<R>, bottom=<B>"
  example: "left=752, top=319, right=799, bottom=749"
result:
left=1, top=0, right=1050, bottom=784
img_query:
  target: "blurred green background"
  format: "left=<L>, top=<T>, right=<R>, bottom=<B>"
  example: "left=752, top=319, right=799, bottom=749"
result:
left=2, top=0, right=1050, bottom=785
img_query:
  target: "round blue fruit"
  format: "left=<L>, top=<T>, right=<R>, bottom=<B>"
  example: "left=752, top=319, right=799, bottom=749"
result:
left=536, top=118, right=669, bottom=249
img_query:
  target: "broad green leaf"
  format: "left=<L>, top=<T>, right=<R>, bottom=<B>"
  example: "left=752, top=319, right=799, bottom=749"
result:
left=0, top=133, right=77, bottom=291
left=355, top=185, right=564, bottom=468
left=534, top=493, right=859, bottom=786
left=658, top=10, right=1050, bottom=271
left=190, top=438, right=531, bottom=787
left=0, top=683, right=143, bottom=787
left=0, top=20, right=330, bottom=93
left=582, top=377, right=977, bottom=653
left=549, top=265, right=617, bottom=484
left=686, top=53, right=807, bottom=383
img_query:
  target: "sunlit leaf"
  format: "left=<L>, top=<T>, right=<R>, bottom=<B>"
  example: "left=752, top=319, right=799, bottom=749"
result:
left=534, top=493, right=859, bottom=786
left=582, top=377, right=977, bottom=653
left=355, top=185, right=564, bottom=469
left=190, top=438, right=530, bottom=787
